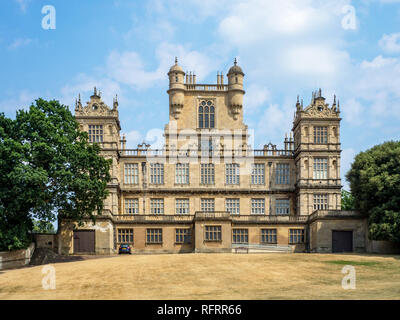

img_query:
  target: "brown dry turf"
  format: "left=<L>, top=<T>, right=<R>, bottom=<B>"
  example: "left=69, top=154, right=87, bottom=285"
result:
left=0, top=253, right=399, bottom=299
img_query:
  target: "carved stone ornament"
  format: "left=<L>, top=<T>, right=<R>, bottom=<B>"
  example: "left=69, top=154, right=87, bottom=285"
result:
left=230, top=104, right=242, bottom=120
left=171, top=103, right=183, bottom=119
left=75, top=90, right=118, bottom=117
left=299, top=101, right=339, bottom=118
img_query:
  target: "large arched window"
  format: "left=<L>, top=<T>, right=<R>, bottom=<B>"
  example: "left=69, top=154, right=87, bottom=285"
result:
left=198, top=100, right=215, bottom=128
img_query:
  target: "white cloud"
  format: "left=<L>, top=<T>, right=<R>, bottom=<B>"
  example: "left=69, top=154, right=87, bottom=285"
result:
left=218, top=0, right=349, bottom=46
left=125, top=130, right=143, bottom=149
left=106, top=42, right=219, bottom=89
left=253, top=103, right=293, bottom=147
left=341, top=98, right=364, bottom=125
left=7, top=38, right=32, bottom=50
left=341, top=148, right=356, bottom=189
left=378, top=33, right=400, bottom=53
left=145, top=128, right=164, bottom=149
left=283, top=45, right=350, bottom=78
left=243, top=84, right=270, bottom=111
left=0, top=90, right=39, bottom=115
left=61, top=74, right=121, bottom=110
left=15, top=0, right=31, bottom=13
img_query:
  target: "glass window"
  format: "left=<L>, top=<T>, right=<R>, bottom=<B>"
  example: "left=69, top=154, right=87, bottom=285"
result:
left=226, top=163, right=240, bottom=185
left=313, top=158, right=328, bottom=180
left=289, top=229, right=305, bottom=244
left=233, top=229, right=248, bottom=244
left=251, top=198, right=265, bottom=215
left=175, top=229, right=191, bottom=244
left=118, top=229, right=133, bottom=243
left=314, top=126, right=328, bottom=144
left=198, top=100, right=215, bottom=128
left=313, top=194, right=328, bottom=210
left=201, top=163, right=215, bottom=185
left=205, top=226, right=221, bottom=241
left=125, top=198, right=139, bottom=214
left=146, top=229, right=163, bottom=244
left=251, top=164, right=265, bottom=185
left=88, top=125, right=103, bottom=143
left=124, top=163, right=139, bottom=184
left=276, top=163, right=290, bottom=185
left=150, top=198, right=164, bottom=214
left=226, top=198, right=240, bottom=215
left=150, top=163, right=164, bottom=184
left=176, top=199, right=189, bottom=215
left=201, top=198, right=215, bottom=212
left=276, top=199, right=290, bottom=215
left=175, top=163, right=189, bottom=184
left=261, top=229, right=277, bottom=244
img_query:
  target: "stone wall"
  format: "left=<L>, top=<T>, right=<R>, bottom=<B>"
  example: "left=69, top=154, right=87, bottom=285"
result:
left=309, top=211, right=368, bottom=253
left=34, top=234, right=57, bottom=251
left=0, top=243, right=35, bottom=270
left=368, top=240, right=400, bottom=254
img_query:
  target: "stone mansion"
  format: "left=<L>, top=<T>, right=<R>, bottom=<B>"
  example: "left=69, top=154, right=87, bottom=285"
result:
left=58, top=58, right=368, bottom=255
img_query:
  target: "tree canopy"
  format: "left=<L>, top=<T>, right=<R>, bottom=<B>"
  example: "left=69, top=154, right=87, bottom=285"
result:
left=341, top=189, right=354, bottom=210
left=0, top=99, right=111, bottom=251
left=346, top=141, right=400, bottom=241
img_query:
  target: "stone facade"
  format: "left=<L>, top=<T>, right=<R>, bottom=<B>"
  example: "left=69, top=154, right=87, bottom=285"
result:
left=59, top=59, right=368, bottom=254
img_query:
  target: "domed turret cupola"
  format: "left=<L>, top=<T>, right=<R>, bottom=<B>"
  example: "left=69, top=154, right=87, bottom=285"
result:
left=227, top=58, right=245, bottom=120
left=167, top=57, right=186, bottom=119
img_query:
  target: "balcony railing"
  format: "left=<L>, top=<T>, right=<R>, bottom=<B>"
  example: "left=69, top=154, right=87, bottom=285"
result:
left=112, top=214, right=194, bottom=223
left=194, top=211, right=231, bottom=220
left=111, top=213, right=309, bottom=224
left=231, top=215, right=309, bottom=223
left=185, top=84, right=228, bottom=91
left=119, top=149, right=294, bottom=158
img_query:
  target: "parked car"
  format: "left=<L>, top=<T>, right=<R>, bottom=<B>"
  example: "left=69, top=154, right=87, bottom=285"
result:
left=118, top=244, right=132, bottom=254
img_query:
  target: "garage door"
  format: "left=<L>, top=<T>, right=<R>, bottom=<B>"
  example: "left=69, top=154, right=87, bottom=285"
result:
left=73, top=230, right=95, bottom=253
left=332, top=231, right=353, bottom=253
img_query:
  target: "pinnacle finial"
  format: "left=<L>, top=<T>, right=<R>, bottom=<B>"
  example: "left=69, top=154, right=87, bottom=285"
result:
left=175, top=56, right=178, bottom=64
left=234, top=57, right=237, bottom=65
left=94, top=86, right=97, bottom=95
left=319, top=88, right=322, bottom=97
left=297, top=95, right=299, bottom=103
left=78, top=93, right=81, bottom=102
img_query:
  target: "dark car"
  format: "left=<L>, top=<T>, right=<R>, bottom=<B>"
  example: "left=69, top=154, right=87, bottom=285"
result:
left=118, top=244, right=132, bottom=254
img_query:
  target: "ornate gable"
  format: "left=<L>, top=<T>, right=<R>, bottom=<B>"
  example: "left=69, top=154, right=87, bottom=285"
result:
left=75, top=87, right=119, bottom=118
left=294, top=89, right=340, bottom=122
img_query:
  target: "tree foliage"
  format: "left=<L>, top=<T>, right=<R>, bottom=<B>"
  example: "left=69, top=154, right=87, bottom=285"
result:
left=346, top=141, right=400, bottom=241
left=0, top=99, right=111, bottom=251
left=32, top=219, right=56, bottom=234
left=341, top=189, right=354, bottom=210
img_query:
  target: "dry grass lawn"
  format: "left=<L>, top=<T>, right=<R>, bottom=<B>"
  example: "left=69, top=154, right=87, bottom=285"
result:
left=0, top=253, right=399, bottom=300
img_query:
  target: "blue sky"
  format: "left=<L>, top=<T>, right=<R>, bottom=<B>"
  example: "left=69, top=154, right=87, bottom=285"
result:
left=1, top=0, right=400, bottom=189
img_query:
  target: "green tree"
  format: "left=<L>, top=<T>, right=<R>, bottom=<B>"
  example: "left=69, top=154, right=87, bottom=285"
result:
left=32, top=219, right=56, bottom=234
left=346, top=141, right=400, bottom=241
left=341, top=189, right=354, bottom=210
left=0, top=99, right=111, bottom=251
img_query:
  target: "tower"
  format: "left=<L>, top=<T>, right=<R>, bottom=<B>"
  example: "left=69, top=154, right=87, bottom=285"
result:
left=167, top=57, right=185, bottom=120
left=293, top=89, right=342, bottom=215
left=75, top=87, right=121, bottom=215
left=227, top=58, right=245, bottom=120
